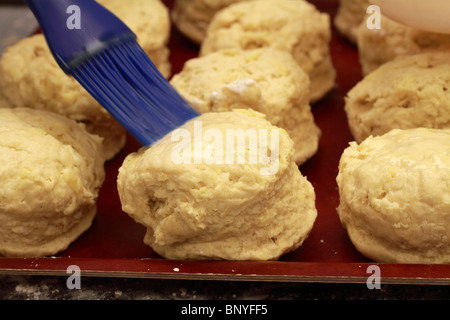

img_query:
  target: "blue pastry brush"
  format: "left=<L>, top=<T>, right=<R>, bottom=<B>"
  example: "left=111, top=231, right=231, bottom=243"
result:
left=24, top=0, right=198, bottom=146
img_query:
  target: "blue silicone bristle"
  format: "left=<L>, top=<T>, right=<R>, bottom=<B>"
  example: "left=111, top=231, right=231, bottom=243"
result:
left=72, top=39, right=198, bottom=146
left=24, top=0, right=198, bottom=146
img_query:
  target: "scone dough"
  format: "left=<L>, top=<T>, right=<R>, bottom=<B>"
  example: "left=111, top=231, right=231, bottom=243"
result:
left=0, top=108, right=105, bottom=258
left=118, top=109, right=317, bottom=260
left=357, top=14, right=450, bottom=75
left=199, top=0, right=336, bottom=103
left=334, top=0, right=370, bottom=44
left=337, top=128, right=450, bottom=264
left=97, top=0, right=172, bottom=78
left=170, top=48, right=321, bottom=165
left=345, top=51, right=450, bottom=143
left=172, top=0, right=254, bottom=44
left=0, top=34, right=126, bottom=161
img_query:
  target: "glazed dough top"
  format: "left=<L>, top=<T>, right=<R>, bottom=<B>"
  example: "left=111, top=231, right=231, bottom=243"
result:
left=119, top=110, right=292, bottom=207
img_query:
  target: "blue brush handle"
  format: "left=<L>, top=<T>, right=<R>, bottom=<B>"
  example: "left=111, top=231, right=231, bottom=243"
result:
left=24, top=0, right=135, bottom=73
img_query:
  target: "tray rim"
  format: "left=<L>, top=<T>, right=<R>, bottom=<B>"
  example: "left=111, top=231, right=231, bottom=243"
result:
left=1, top=257, right=450, bottom=285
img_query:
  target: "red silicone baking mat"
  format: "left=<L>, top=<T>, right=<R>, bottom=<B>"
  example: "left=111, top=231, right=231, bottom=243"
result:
left=1, top=0, right=449, bottom=284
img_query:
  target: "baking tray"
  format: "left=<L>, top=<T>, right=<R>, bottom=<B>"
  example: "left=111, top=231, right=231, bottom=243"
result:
left=1, top=0, right=449, bottom=285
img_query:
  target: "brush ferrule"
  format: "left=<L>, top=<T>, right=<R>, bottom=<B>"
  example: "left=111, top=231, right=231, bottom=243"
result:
left=25, top=0, right=135, bottom=73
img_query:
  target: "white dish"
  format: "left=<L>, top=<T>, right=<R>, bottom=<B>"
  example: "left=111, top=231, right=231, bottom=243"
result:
left=370, top=0, right=450, bottom=34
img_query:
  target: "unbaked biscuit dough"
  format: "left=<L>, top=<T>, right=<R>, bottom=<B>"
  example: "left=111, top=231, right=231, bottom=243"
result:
left=199, top=0, right=336, bottom=103
left=0, top=34, right=126, bottom=161
left=0, top=108, right=105, bottom=258
left=97, top=0, right=172, bottom=78
left=117, top=109, right=317, bottom=260
left=337, top=128, right=450, bottom=264
left=334, top=0, right=370, bottom=44
left=357, top=14, right=450, bottom=75
left=170, top=48, right=321, bottom=165
left=172, top=0, right=254, bottom=44
left=345, top=51, right=450, bottom=143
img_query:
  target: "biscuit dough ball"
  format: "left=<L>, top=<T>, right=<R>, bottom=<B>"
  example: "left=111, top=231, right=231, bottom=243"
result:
left=97, top=0, right=172, bottom=78
left=199, top=0, right=336, bottom=103
left=172, top=0, right=253, bottom=44
left=334, top=0, right=370, bottom=43
left=345, top=51, right=450, bottom=143
left=0, top=108, right=105, bottom=257
left=0, top=35, right=126, bottom=161
left=170, top=48, right=321, bottom=165
left=117, top=110, right=317, bottom=260
left=337, top=128, right=450, bottom=264
left=357, top=14, right=450, bottom=75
